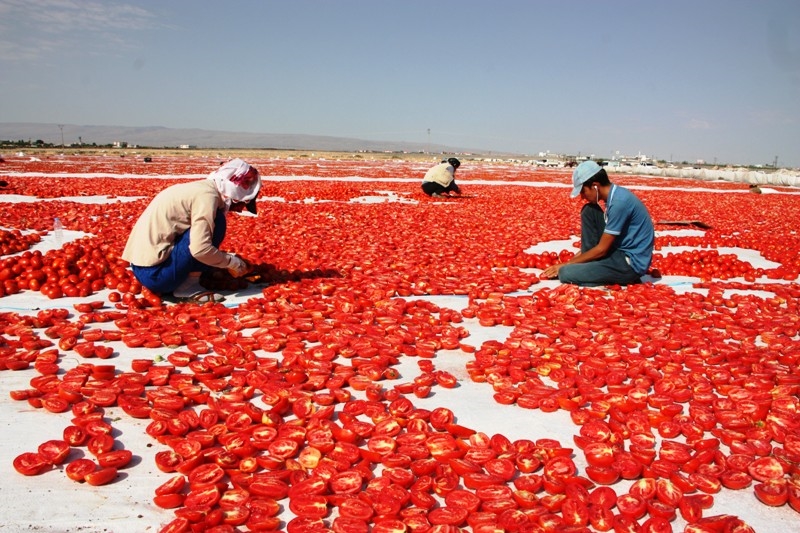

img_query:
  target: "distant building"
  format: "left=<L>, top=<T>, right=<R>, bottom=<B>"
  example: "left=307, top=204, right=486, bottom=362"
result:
left=179, top=144, right=197, bottom=149
left=113, top=141, right=128, bottom=148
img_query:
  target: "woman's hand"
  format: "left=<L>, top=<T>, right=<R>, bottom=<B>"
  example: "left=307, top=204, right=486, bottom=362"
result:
left=227, top=255, right=251, bottom=278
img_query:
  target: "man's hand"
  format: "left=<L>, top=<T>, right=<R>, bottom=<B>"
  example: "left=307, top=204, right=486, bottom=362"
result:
left=541, top=263, right=561, bottom=280
left=227, top=255, right=251, bottom=278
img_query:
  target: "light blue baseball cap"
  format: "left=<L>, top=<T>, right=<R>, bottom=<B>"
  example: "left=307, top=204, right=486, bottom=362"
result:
left=571, top=161, right=602, bottom=198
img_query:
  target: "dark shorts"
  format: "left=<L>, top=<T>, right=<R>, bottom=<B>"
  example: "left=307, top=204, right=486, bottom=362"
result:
left=422, top=181, right=460, bottom=196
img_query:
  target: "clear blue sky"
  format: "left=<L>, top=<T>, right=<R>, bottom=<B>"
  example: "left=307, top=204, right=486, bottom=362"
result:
left=1, top=0, right=799, bottom=167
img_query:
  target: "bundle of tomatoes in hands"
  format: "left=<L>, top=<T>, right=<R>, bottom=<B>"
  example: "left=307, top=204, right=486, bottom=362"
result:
left=200, top=256, right=254, bottom=291
left=226, top=255, right=252, bottom=278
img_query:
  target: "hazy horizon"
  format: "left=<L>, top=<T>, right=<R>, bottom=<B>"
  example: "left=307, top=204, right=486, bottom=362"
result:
left=1, top=1, right=798, bottom=166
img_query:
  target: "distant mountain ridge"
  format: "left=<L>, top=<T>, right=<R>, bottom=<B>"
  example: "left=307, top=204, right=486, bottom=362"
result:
left=0, top=122, right=479, bottom=154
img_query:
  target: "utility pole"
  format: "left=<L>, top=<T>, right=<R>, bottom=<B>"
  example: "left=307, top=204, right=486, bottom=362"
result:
left=773, top=156, right=779, bottom=168
left=58, top=124, right=64, bottom=148
left=427, top=128, right=430, bottom=154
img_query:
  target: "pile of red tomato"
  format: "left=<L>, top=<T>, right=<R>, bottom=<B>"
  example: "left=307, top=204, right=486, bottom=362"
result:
left=1, top=154, right=799, bottom=532
left=0, top=228, right=44, bottom=255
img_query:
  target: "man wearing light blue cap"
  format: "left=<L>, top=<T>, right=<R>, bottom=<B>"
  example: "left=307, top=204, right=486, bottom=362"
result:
left=541, top=161, right=654, bottom=286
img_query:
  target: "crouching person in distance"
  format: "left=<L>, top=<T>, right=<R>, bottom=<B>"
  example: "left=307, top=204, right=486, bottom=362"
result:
left=422, top=157, right=462, bottom=197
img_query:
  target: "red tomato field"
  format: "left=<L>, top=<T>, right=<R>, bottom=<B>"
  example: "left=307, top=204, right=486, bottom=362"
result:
left=1, top=153, right=799, bottom=532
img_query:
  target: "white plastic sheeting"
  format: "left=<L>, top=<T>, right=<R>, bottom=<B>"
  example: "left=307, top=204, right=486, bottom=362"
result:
left=618, top=165, right=800, bottom=187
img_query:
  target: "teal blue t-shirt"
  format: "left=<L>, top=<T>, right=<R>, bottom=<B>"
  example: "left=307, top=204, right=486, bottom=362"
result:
left=603, top=184, right=654, bottom=275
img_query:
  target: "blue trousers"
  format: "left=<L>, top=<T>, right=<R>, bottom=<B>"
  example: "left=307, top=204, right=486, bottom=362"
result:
left=132, top=209, right=227, bottom=294
left=558, top=203, right=642, bottom=287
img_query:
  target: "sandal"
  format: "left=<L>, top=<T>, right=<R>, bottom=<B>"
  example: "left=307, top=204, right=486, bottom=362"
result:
left=163, top=290, right=226, bottom=304
left=171, top=275, right=225, bottom=303
left=176, top=291, right=226, bottom=304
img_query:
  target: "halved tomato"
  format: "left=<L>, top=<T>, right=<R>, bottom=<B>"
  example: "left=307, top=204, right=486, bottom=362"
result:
left=754, top=479, right=789, bottom=507
left=444, top=489, right=481, bottom=513
left=154, top=450, right=182, bottom=473
left=42, top=396, right=71, bottom=413
left=586, top=465, right=620, bottom=485
left=720, top=470, right=752, bottom=490
left=97, top=449, right=133, bottom=469
left=188, top=462, right=225, bottom=487
left=65, top=458, right=97, bottom=481
left=561, top=497, right=590, bottom=527
left=428, top=506, right=469, bottom=526
left=584, top=442, right=615, bottom=468
left=159, top=517, right=190, bottom=533
left=85, top=466, right=118, bottom=486
left=331, top=516, right=369, bottom=533
left=616, top=494, right=646, bottom=520
left=330, top=470, right=364, bottom=495
left=38, top=439, right=71, bottom=465
left=155, top=474, right=186, bottom=496
left=153, top=493, right=185, bottom=509
left=289, top=494, right=329, bottom=518
left=338, top=496, right=374, bottom=520
left=13, top=452, right=49, bottom=476
left=543, top=456, right=577, bottom=482
left=655, top=478, right=683, bottom=507
left=748, top=456, right=785, bottom=482
left=184, top=484, right=221, bottom=508
left=87, top=434, right=115, bottom=456
left=588, top=486, right=617, bottom=510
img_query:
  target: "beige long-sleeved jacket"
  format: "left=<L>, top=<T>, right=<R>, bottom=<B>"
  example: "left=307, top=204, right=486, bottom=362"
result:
left=422, top=162, right=456, bottom=187
left=122, top=179, right=237, bottom=269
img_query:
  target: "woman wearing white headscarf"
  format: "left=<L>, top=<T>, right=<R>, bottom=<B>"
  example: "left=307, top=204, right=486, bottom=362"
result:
left=122, top=158, right=260, bottom=301
left=421, top=157, right=462, bottom=197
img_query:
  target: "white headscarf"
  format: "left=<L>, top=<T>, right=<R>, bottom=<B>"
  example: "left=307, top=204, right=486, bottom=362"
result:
left=208, top=158, right=261, bottom=211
